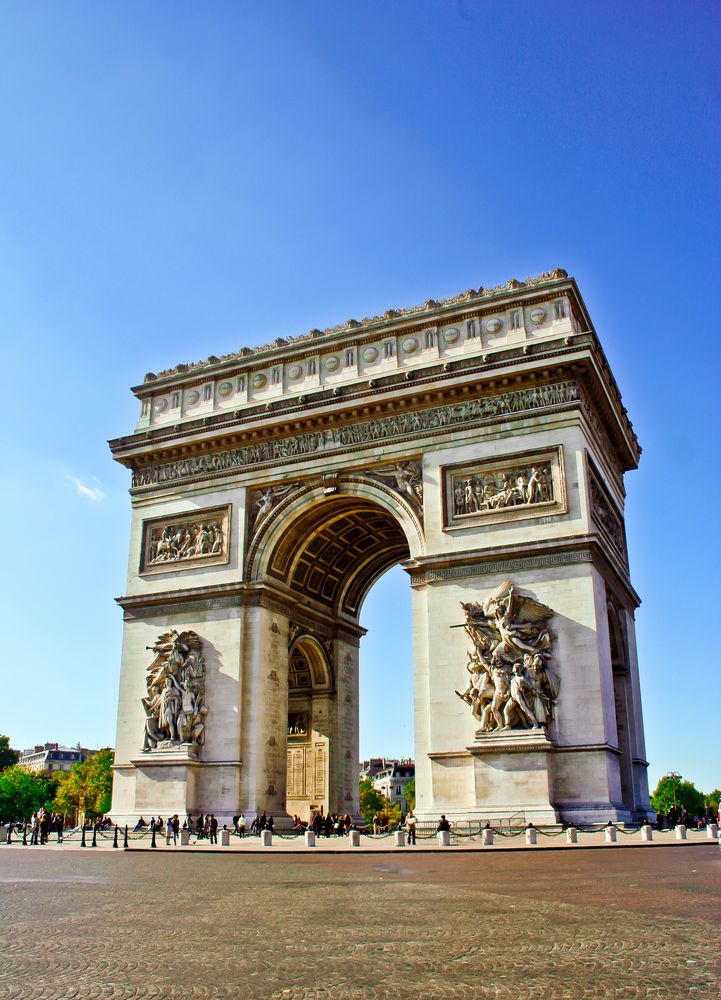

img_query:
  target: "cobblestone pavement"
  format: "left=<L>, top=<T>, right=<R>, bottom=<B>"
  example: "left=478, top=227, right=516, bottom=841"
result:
left=0, top=845, right=718, bottom=999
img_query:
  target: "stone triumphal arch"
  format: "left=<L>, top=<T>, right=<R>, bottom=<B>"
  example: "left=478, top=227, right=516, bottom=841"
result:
left=109, top=269, right=653, bottom=826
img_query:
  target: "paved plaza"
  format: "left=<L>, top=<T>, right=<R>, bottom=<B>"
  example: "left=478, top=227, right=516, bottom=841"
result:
left=0, top=843, right=719, bottom=999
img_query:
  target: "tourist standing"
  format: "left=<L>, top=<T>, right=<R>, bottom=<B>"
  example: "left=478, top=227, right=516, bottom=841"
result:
left=406, top=810, right=417, bottom=845
left=209, top=814, right=218, bottom=844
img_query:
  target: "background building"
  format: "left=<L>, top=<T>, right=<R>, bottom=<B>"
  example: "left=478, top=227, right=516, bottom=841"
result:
left=19, top=743, right=96, bottom=773
left=360, top=758, right=415, bottom=807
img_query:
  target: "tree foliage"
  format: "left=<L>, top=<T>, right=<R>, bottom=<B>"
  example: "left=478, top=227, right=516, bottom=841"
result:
left=358, top=778, right=402, bottom=827
left=0, top=735, right=20, bottom=772
left=650, top=774, right=705, bottom=816
left=705, top=789, right=720, bottom=811
left=53, top=749, right=114, bottom=820
left=0, top=766, right=50, bottom=821
left=403, top=777, right=416, bottom=811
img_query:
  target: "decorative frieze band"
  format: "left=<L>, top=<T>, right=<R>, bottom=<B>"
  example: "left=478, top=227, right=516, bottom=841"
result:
left=409, top=549, right=592, bottom=586
left=131, top=379, right=580, bottom=490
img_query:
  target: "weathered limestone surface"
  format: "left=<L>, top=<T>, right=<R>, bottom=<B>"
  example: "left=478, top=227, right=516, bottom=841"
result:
left=109, top=271, right=652, bottom=826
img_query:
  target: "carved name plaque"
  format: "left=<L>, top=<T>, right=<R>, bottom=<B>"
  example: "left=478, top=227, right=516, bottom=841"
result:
left=443, top=447, right=566, bottom=528
left=140, top=505, right=230, bottom=573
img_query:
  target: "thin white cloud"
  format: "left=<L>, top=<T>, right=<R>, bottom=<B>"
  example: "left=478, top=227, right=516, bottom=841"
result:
left=65, top=474, right=105, bottom=502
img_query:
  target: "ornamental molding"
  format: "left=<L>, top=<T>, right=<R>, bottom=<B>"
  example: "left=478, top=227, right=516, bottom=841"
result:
left=143, top=269, right=570, bottom=383
left=409, top=548, right=592, bottom=586
left=131, top=379, right=581, bottom=491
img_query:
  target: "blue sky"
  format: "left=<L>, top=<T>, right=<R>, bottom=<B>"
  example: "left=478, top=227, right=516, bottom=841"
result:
left=1, top=1, right=718, bottom=794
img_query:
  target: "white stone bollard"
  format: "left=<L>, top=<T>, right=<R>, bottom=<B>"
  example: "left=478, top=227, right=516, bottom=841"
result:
left=0, top=827, right=7, bottom=844
left=605, top=825, right=617, bottom=843
left=566, top=827, right=578, bottom=845
left=641, top=825, right=653, bottom=842
left=180, top=830, right=190, bottom=846
left=482, top=827, right=494, bottom=847
left=437, top=830, right=450, bottom=847
left=261, top=830, right=273, bottom=847
left=220, top=829, right=231, bottom=847
left=304, top=830, right=316, bottom=848
left=348, top=830, right=360, bottom=847
left=394, top=830, right=405, bottom=847
left=706, top=823, right=718, bottom=840
left=525, top=827, right=537, bottom=846
left=675, top=824, right=687, bottom=841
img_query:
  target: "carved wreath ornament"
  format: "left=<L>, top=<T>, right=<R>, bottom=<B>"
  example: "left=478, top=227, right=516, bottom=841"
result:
left=141, top=630, right=208, bottom=752
left=456, top=580, right=559, bottom=736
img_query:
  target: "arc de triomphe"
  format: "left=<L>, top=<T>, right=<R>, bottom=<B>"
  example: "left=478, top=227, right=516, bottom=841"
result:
left=109, top=269, right=653, bottom=826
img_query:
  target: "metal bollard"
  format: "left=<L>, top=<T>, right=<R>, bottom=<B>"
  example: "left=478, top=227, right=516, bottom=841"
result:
left=394, top=830, right=405, bottom=847
left=675, top=824, right=687, bottom=841
left=482, top=827, right=494, bottom=847
left=91, top=825, right=97, bottom=848
left=151, top=825, right=157, bottom=848
left=81, top=825, right=87, bottom=848
left=437, top=830, right=450, bottom=847
left=123, top=825, right=129, bottom=850
left=304, top=830, right=316, bottom=848
left=706, top=823, right=718, bottom=840
left=261, top=829, right=273, bottom=847
left=113, top=826, right=119, bottom=848
left=566, top=826, right=578, bottom=844
left=605, top=823, right=617, bottom=843
left=641, top=824, right=653, bottom=842
left=348, top=830, right=361, bottom=847
left=22, top=825, right=27, bottom=847
left=525, top=825, right=537, bottom=846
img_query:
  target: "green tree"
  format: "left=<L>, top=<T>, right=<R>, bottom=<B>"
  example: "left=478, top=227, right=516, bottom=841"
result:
left=403, top=777, right=416, bottom=811
left=359, top=778, right=387, bottom=824
left=52, top=749, right=114, bottom=821
left=704, top=789, right=720, bottom=811
left=0, top=766, right=50, bottom=821
left=0, top=735, right=19, bottom=772
left=650, top=774, right=705, bottom=816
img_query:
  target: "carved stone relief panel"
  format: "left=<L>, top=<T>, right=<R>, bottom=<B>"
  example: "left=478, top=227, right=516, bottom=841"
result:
left=587, top=456, right=627, bottom=564
left=141, top=629, right=208, bottom=754
left=457, top=580, right=558, bottom=739
left=140, top=505, right=230, bottom=573
left=442, top=446, right=566, bottom=529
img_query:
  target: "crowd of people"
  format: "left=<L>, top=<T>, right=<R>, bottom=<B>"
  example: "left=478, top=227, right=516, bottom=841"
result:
left=655, top=805, right=718, bottom=831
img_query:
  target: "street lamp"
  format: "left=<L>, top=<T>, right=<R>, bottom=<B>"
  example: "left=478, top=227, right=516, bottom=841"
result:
left=665, top=772, right=682, bottom=810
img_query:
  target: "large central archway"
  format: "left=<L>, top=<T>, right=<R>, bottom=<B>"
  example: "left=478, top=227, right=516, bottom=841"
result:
left=247, top=480, right=418, bottom=819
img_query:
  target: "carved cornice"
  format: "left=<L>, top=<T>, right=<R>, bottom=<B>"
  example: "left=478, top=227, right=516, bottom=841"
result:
left=130, top=379, right=581, bottom=491
left=407, top=543, right=594, bottom=587
left=141, top=269, right=570, bottom=385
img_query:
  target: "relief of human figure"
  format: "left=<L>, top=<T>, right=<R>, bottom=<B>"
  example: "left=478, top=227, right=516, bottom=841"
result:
left=503, top=663, right=539, bottom=729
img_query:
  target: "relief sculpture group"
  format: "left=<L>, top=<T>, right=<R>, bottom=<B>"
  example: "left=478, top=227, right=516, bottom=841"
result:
left=456, top=580, right=559, bottom=735
left=142, top=630, right=208, bottom=751
left=453, top=464, right=552, bottom=516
